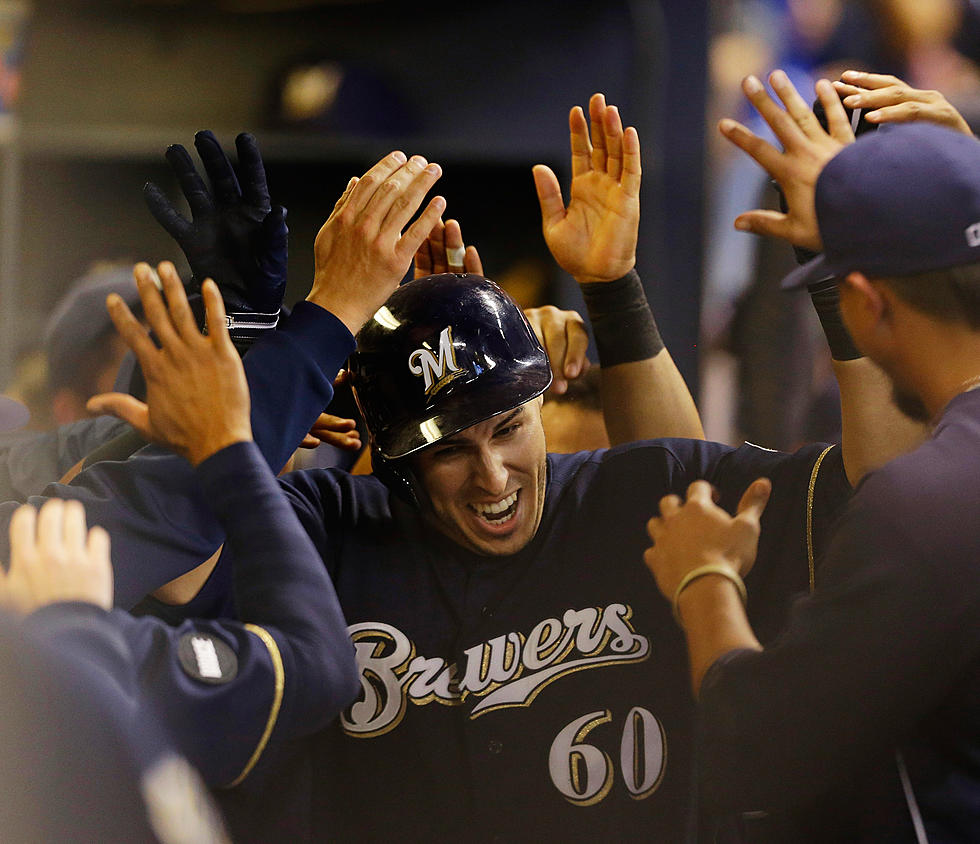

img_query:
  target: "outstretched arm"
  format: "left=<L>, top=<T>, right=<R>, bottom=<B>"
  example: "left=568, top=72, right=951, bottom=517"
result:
left=722, top=72, right=928, bottom=482
left=18, top=278, right=358, bottom=786
left=534, top=94, right=703, bottom=443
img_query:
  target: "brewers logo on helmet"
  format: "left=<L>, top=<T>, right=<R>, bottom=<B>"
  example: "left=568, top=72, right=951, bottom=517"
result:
left=348, top=273, right=552, bottom=461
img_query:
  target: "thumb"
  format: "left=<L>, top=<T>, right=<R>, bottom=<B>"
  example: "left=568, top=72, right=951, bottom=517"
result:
left=87, top=393, right=151, bottom=436
left=736, top=477, right=771, bottom=524
left=532, top=165, right=566, bottom=230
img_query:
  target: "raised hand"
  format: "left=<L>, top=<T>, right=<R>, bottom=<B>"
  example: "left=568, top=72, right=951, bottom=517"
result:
left=833, top=70, right=974, bottom=136
left=414, top=218, right=483, bottom=277
left=719, top=71, right=855, bottom=252
left=533, top=93, right=641, bottom=284
left=307, top=152, right=445, bottom=335
left=143, top=131, right=287, bottom=349
left=299, top=412, right=362, bottom=451
left=0, top=499, right=113, bottom=614
left=524, top=305, right=590, bottom=395
left=87, top=262, right=252, bottom=467
left=644, top=478, right=771, bottom=601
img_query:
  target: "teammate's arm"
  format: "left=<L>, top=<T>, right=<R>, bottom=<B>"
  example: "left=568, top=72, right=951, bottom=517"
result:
left=533, top=93, right=704, bottom=444
left=721, top=71, right=928, bottom=483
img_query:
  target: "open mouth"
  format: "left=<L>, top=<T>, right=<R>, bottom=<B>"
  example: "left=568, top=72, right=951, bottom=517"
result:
left=470, top=491, right=519, bottom=525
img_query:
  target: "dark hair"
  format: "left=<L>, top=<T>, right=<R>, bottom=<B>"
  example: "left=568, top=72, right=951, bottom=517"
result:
left=542, top=366, right=602, bottom=411
left=878, top=262, right=980, bottom=330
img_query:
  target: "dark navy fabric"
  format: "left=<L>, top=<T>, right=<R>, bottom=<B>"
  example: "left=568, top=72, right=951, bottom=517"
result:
left=698, top=388, right=980, bottom=843
left=261, top=438, right=849, bottom=843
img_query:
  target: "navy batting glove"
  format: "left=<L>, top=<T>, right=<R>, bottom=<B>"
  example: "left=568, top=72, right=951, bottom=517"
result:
left=143, top=130, right=288, bottom=353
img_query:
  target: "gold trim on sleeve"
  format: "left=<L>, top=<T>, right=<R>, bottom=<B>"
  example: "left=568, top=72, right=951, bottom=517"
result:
left=224, top=624, right=285, bottom=788
left=806, top=446, right=835, bottom=593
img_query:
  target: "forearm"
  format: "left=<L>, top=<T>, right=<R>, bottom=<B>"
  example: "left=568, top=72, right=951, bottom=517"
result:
left=834, top=357, right=928, bottom=484
left=601, top=351, right=704, bottom=443
left=583, top=270, right=704, bottom=443
left=674, top=574, right=760, bottom=696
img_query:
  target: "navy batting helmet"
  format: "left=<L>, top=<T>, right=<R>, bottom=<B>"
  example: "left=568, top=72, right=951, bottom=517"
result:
left=348, top=273, right=552, bottom=460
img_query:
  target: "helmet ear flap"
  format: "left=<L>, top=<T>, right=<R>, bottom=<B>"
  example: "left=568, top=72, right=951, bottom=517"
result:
left=371, top=449, right=421, bottom=507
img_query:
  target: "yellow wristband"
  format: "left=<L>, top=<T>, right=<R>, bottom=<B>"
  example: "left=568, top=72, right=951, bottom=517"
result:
left=671, top=563, right=747, bottom=625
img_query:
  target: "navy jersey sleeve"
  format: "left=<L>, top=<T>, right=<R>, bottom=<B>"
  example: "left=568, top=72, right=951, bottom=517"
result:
left=696, top=481, right=979, bottom=817
left=26, top=440, right=359, bottom=788
left=0, top=302, right=355, bottom=609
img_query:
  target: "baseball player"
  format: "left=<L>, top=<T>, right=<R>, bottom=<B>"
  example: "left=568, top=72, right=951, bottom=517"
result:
left=0, top=274, right=360, bottom=839
left=74, top=93, right=923, bottom=842
left=645, top=72, right=980, bottom=841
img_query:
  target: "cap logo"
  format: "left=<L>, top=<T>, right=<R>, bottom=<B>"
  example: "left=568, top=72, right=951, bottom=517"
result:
left=408, top=326, right=465, bottom=396
left=966, top=222, right=980, bottom=248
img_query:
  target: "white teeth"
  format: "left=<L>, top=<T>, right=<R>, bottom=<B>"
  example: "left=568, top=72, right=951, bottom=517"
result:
left=474, top=492, right=518, bottom=517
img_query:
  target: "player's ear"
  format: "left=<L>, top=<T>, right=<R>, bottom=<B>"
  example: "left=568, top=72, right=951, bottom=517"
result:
left=840, top=271, right=887, bottom=343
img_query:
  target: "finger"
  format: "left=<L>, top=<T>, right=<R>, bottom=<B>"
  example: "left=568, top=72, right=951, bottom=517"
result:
left=740, top=74, right=806, bottom=151
left=105, top=286, right=157, bottom=365
left=532, top=164, right=566, bottom=230
left=718, top=117, right=786, bottom=178
left=769, top=69, right=823, bottom=138
left=364, top=154, right=431, bottom=224
left=562, top=317, right=590, bottom=380
left=604, top=104, right=625, bottom=180
left=428, top=217, right=449, bottom=274
left=344, top=151, right=408, bottom=213
left=645, top=515, right=663, bottom=541
left=443, top=219, right=468, bottom=271
left=194, top=130, right=242, bottom=208
left=235, top=132, right=271, bottom=210
left=839, top=70, right=904, bottom=90
left=686, top=479, right=716, bottom=503
left=414, top=234, right=435, bottom=278
left=299, top=434, right=321, bottom=449
left=201, top=279, right=235, bottom=352
left=132, top=263, right=182, bottom=352
left=37, top=498, right=65, bottom=560
left=814, top=78, right=853, bottom=144
left=621, top=127, right=642, bottom=197
left=733, top=208, right=795, bottom=241
left=158, top=261, right=202, bottom=345
left=8, top=504, right=38, bottom=572
left=326, top=176, right=359, bottom=225
left=464, top=246, right=484, bottom=275
left=164, top=143, right=213, bottom=219
left=86, top=393, right=151, bottom=435
left=142, top=182, right=192, bottom=241
left=380, top=160, right=443, bottom=233
left=309, top=413, right=357, bottom=434
left=658, top=493, right=682, bottom=516
left=85, top=525, right=112, bottom=572
left=396, top=195, right=448, bottom=263
left=62, top=500, right=88, bottom=556
left=831, top=81, right=864, bottom=98
left=568, top=105, right=592, bottom=178
left=589, top=93, right=608, bottom=172
left=736, top=477, right=772, bottom=523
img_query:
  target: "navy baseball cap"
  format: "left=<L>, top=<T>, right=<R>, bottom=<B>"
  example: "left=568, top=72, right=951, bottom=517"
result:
left=782, top=124, right=980, bottom=289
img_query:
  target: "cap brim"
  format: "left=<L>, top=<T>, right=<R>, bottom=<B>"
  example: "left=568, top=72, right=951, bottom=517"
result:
left=781, top=253, right=834, bottom=290
left=0, top=396, right=29, bottom=432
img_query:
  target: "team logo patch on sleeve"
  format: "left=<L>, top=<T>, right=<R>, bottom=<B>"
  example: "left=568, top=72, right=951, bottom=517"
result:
left=177, top=632, right=238, bottom=684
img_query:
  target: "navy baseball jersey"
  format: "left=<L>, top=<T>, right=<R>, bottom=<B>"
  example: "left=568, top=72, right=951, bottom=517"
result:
left=259, top=436, right=849, bottom=841
left=697, top=387, right=980, bottom=842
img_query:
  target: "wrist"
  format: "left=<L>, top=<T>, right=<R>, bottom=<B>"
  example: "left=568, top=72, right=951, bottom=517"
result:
left=581, top=269, right=665, bottom=366
left=671, top=560, right=747, bottom=626
left=186, top=428, right=253, bottom=467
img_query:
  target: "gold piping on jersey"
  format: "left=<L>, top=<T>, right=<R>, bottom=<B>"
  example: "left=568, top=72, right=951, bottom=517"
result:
left=806, top=446, right=835, bottom=593
left=224, top=624, right=285, bottom=788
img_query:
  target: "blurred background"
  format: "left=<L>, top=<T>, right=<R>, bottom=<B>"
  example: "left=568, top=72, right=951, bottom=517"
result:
left=0, top=0, right=978, bottom=448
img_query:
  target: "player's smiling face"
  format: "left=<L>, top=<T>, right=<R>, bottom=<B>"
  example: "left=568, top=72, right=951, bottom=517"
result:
left=413, top=398, right=547, bottom=556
